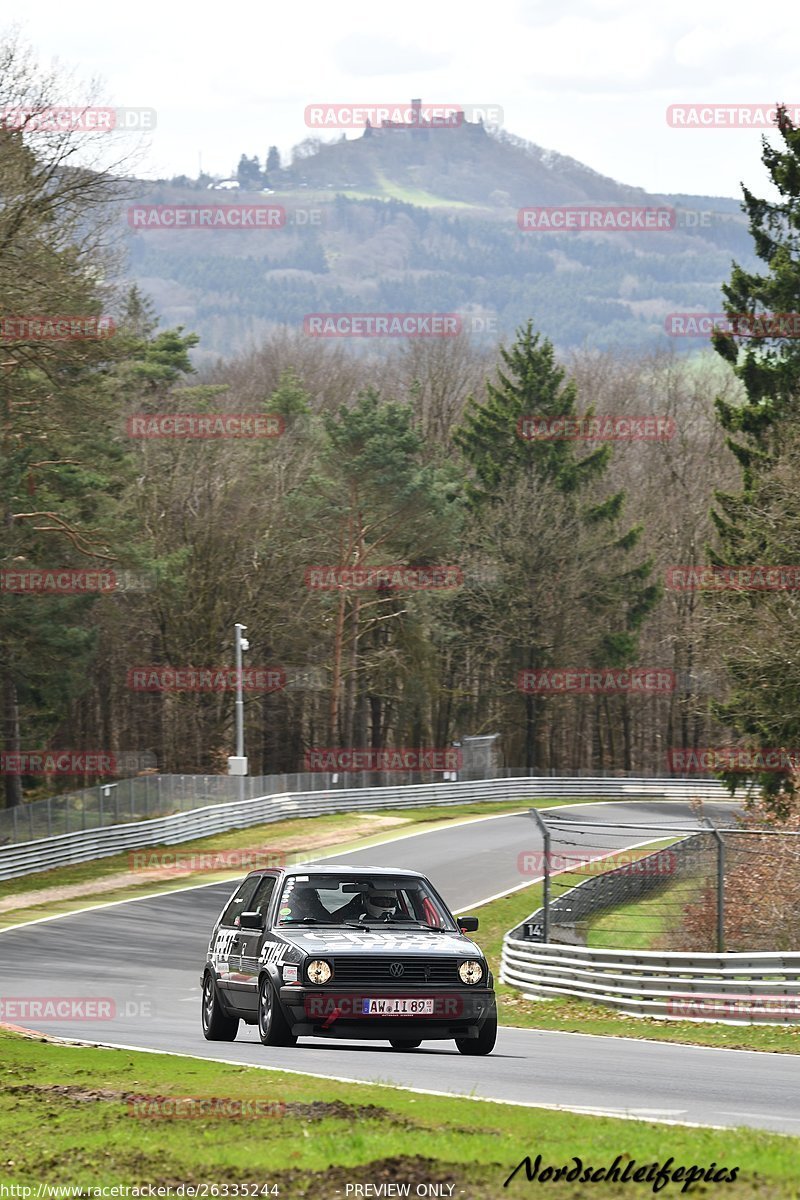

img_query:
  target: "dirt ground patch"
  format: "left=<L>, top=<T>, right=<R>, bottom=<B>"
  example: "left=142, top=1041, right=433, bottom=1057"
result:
left=4, top=1086, right=401, bottom=1123
left=282, top=1157, right=490, bottom=1200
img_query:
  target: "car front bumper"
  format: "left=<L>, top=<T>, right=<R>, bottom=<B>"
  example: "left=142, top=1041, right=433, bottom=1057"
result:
left=278, top=985, right=495, bottom=1039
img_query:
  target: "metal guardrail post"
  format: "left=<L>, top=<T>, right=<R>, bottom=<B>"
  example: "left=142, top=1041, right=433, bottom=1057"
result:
left=714, top=827, right=725, bottom=953
left=701, top=817, right=725, bottom=953
left=527, top=806, right=551, bottom=942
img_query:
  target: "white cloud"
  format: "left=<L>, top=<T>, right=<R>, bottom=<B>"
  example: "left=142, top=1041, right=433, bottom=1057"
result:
left=333, top=35, right=450, bottom=77
left=6, top=0, right=800, bottom=195
left=525, top=17, right=668, bottom=87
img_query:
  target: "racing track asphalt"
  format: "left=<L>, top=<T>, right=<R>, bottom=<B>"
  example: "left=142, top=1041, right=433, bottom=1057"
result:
left=2, top=800, right=797, bottom=1134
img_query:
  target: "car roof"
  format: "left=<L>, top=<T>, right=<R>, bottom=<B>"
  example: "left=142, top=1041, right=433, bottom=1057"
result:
left=246, top=864, right=426, bottom=880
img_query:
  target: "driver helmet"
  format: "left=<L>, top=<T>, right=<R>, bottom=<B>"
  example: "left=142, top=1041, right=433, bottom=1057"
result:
left=364, top=890, right=398, bottom=919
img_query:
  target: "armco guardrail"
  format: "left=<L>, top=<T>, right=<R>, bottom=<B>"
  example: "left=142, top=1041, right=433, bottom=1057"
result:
left=514, top=834, right=709, bottom=945
left=0, top=775, right=732, bottom=881
left=0, top=771, right=387, bottom=845
left=500, top=940, right=800, bottom=1023
left=0, top=767, right=741, bottom=845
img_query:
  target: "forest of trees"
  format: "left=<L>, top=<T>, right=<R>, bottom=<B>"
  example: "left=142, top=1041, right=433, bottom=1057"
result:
left=3, top=42, right=800, bottom=807
left=128, top=189, right=754, bottom=361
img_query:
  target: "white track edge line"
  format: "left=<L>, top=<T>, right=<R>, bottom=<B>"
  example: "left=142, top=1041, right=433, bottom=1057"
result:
left=22, top=1032, right=740, bottom=1133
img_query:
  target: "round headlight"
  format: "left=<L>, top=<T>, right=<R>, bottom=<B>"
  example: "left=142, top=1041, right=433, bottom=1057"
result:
left=306, top=959, right=332, bottom=984
left=458, top=960, right=483, bottom=985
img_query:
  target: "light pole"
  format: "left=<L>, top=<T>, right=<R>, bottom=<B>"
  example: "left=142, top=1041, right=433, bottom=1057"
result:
left=228, top=623, right=249, bottom=795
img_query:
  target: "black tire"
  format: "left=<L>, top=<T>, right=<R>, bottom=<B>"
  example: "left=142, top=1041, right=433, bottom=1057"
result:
left=389, top=1038, right=421, bottom=1050
left=257, top=976, right=297, bottom=1046
left=202, top=973, right=239, bottom=1042
left=455, top=1007, right=497, bottom=1056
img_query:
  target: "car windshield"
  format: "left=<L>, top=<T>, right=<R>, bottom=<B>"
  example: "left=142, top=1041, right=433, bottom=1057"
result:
left=275, top=873, right=456, bottom=930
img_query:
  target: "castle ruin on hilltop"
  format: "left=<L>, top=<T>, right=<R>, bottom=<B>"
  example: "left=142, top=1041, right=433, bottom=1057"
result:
left=362, top=99, right=486, bottom=139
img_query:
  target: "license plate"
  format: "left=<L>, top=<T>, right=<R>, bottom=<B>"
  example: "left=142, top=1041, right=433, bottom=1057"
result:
left=362, top=997, right=435, bottom=1016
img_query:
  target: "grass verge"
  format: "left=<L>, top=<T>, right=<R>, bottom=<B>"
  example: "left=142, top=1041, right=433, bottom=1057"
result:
left=586, top=874, right=708, bottom=950
left=0, top=1027, right=797, bottom=1196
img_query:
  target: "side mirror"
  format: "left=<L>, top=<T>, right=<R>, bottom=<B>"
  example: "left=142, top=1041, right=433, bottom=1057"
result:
left=239, top=911, right=265, bottom=931
left=458, top=916, right=479, bottom=933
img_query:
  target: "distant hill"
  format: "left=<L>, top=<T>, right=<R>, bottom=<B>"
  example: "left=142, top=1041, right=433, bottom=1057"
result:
left=125, top=113, right=754, bottom=362
left=281, top=121, right=656, bottom=207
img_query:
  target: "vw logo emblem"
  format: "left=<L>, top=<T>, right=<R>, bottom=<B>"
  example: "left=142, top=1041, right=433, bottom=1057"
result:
left=389, top=962, right=405, bottom=978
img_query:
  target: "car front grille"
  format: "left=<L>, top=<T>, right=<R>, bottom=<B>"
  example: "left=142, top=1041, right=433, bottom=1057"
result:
left=330, top=956, right=460, bottom=985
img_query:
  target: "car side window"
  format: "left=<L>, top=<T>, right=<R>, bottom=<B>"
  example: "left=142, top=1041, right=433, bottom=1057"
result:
left=250, top=875, right=277, bottom=920
left=220, top=876, right=260, bottom=928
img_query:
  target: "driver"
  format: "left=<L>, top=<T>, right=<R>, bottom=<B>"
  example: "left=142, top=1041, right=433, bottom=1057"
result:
left=335, top=888, right=400, bottom=923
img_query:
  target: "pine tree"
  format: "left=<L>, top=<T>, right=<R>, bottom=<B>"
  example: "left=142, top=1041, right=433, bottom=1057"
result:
left=713, top=107, right=800, bottom=451
left=454, top=322, right=611, bottom=501
left=454, top=323, right=658, bottom=769
left=269, top=369, right=311, bottom=422
left=709, top=108, right=800, bottom=804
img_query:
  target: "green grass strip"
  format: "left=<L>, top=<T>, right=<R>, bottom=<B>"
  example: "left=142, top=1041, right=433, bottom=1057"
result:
left=0, top=1028, right=796, bottom=1195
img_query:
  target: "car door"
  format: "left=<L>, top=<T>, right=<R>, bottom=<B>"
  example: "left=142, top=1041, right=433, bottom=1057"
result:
left=212, top=875, right=261, bottom=1003
left=232, top=873, right=279, bottom=1016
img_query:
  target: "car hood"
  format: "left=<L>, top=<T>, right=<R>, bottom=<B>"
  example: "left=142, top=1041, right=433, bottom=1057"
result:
left=276, top=927, right=481, bottom=956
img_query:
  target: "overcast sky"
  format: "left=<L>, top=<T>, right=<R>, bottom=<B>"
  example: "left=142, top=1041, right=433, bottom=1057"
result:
left=11, top=0, right=798, bottom=199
